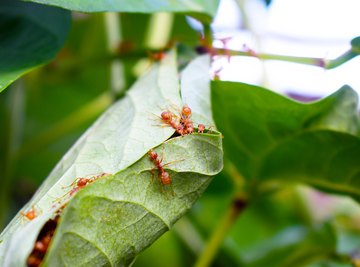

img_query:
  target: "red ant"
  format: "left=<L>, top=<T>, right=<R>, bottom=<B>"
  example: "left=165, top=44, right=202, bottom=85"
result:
left=161, top=106, right=190, bottom=134
left=148, top=50, right=166, bottom=62
left=63, top=173, right=109, bottom=197
left=148, top=149, right=176, bottom=194
left=160, top=111, right=186, bottom=136
left=68, top=177, right=93, bottom=196
left=179, top=106, right=194, bottom=134
left=159, top=105, right=209, bottom=135
left=198, top=124, right=206, bottom=133
left=21, top=206, right=40, bottom=221
left=27, top=215, right=59, bottom=267
left=179, top=106, right=208, bottom=134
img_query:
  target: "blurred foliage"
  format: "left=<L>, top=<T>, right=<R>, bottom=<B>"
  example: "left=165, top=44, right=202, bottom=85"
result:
left=0, top=0, right=71, bottom=92
left=0, top=0, right=360, bottom=266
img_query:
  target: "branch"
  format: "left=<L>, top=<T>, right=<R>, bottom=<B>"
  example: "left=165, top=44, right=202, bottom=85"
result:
left=194, top=193, right=248, bottom=267
left=212, top=45, right=359, bottom=69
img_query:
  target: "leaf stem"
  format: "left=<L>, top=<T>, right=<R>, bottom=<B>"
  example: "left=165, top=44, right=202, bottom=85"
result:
left=15, top=92, right=112, bottom=159
left=56, top=43, right=358, bottom=74
left=223, top=160, right=245, bottom=188
left=104, top=12, right=126, bottom=97
left=213, top=47, right=358, bottom=69
left=202, top=23, right=213, bottom=48
left=173, top=217, right=204, bottom=256
left=0, top=81, right=25, bottom=228
left=145, top=12, right=174, bottom=49
left=194, top=193, right=248, bottom=267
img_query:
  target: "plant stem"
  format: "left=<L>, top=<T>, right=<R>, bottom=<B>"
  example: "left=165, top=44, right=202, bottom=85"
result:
left=223, top=160, right=245, bottom=189
left=15, top=92, right=112, bottom=159
left=0, top=81, right=25, bottom=228
left=202, top=23, right=213, bottom=48
left=145, top=12, right=174, bottom=49
left=104, top=12, right=125, bottom=97
left=194, top=193, right=248, bottom=267
left=55, top=43, right=359, bottom=72
left=173, top=217, right=204, bottom=256
left=324, top=49, right=358, bottom=69
left=214, top=47, right=358, bottom=69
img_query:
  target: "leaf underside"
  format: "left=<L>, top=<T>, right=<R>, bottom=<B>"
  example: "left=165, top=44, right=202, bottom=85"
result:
left=1, top=51, right=223, bottom=266
left=43, top=133, right=223, bottom=266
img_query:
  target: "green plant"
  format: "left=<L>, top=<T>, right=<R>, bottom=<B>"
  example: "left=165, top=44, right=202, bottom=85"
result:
left=0, top=0, right=359, bottom=266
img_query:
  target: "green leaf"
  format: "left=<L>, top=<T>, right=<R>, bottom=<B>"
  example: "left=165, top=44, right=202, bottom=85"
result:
left=26, top=0, right=220, bottom=23
left=43, top=134, right=222, bottom=266
left=351, top=36, right=360, bottom=54
left=245, top=224, right=337, bottom=267
left=258, top=130, right=360, bottom=199
left=0, top=0, right=71, bottom=92
left=0, top=50, right=180, bottom=263
left=0, top=69, right=32, bottom=93
left=212, top=81, right=360, bottom=199
left=181, top=55, right=215, bottom=127
left=0, top=52, right=223, bottom=266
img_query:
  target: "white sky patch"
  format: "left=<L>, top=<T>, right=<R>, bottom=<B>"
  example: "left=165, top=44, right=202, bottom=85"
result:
left=209, top=0, right=360, bottom=96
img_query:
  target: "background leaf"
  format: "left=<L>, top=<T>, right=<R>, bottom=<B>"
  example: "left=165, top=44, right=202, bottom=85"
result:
left=26, top=0, right=220, bottom=23
left=0, top=0, right=71, bottom=92
left=212, top=81, right=360, bottom=199
left=245, top=224, right=337, bottom=267
left=351, top=36, right=360, bottom=54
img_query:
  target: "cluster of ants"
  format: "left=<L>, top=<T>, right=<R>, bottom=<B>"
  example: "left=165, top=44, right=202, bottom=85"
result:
left=149, top=105, right=208, bottom=192
left=26, top=215, right=59, bottom=267
left=21, top=105, right=206, bottom=265
left=21, top=173, right=109, bottom=267
left=21, top=105, right=204, bottom=217
left=21, top=173, right=109, bottom=222
left=160, top=105, right=206, bottom=136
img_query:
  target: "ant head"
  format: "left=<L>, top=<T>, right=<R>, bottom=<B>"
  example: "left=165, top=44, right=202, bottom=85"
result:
left=198, top=124, right=205, bottom=132
left=149, top=150, right=158, bottom=160
left=182, top=106, right=191, bottom=117
left=161, top=171, right=171, bottom=185
left=25, top=210, right=37, bottom=220
left=161, top=111, right=173, bottom=122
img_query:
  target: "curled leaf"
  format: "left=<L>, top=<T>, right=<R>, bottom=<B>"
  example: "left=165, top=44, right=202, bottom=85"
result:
left=0, top=51, right=223, bottom=266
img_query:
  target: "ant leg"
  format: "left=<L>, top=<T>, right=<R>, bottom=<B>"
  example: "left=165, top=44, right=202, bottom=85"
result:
left=61, top=178, right=79, bottom=189
left=149, top=168, right=156, bottom=182
left=162, top=158, right=185, bottom=168
left=169, top=183, right=176, bottom=196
